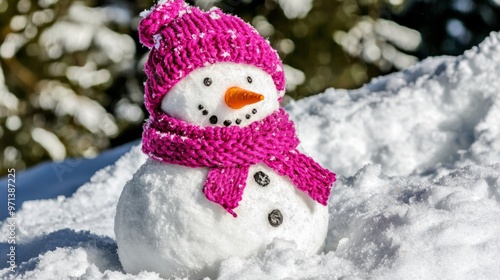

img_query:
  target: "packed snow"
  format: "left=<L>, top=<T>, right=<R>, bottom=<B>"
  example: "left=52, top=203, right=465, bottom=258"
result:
left=1, top=32, right=500, bottom=279
left=290, top=32, right=500, bottom=177
left=0, top=141, right=138, bottom=221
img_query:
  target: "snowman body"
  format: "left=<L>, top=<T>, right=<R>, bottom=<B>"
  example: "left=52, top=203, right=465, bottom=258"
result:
left=115, top=160, right=328, bottom=279
left=115, top=61, right=331, bottom=278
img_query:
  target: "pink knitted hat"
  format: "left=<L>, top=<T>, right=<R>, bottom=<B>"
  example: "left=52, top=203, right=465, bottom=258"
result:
left=139, top=0, right=286, bottom=115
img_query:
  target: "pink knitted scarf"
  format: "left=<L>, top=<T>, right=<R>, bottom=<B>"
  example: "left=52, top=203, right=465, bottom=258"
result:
left=142, top=108, right=336, bottom=217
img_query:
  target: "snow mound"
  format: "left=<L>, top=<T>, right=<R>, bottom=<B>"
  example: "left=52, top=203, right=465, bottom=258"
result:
left=288, top=31, right=500, bottom=176
left=218, top=164, right=500, bottom=279
left=1, top=32, right=500, bottom=279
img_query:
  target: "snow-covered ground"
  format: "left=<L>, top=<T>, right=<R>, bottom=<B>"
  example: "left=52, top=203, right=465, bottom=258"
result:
left=1, top=32, right=500, bottom=279
left=0, top=140, right=139, bottom=221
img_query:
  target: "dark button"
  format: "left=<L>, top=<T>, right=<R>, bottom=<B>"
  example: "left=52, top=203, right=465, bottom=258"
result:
left=235, top=119, right=242, bottom=125
left=223, top=120, right=232, bottom=127
left=198, top=105, right=204, bottom=110
left=245, top=114, right=251, bottom=119
left=253, top=171, right=270, bottom=187
left=209, top=115, right=218, bottom=124
left=268, top=209, right=283, bottom=227
left=202, top=110, right=208, bottom=115
left=252, top=108, right=257, bottom=114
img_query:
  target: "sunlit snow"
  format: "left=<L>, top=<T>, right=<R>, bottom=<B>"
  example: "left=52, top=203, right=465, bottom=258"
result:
left=1, top=32, right=500, bottom=279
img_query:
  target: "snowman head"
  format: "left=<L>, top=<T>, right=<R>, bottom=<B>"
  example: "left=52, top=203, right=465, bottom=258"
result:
left=139, top=0, right=286, bottom=126
left=161, top=63, right=279, bottom=127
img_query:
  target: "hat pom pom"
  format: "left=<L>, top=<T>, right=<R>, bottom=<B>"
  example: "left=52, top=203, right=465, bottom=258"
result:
left=138, top=0, right=187, bottom=48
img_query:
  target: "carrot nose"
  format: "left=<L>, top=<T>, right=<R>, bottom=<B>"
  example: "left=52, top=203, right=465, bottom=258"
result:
left=224, top=87, right=264, bottom=109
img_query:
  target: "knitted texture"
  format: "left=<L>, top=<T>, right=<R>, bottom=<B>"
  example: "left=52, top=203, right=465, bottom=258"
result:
left=143, top=108, right=337, bottom=217
left=139, top=0, right=286, bottom=115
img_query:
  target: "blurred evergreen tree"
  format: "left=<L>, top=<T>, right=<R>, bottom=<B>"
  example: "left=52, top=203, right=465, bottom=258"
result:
left=0, top=0, right=145, bottom=173
left=385, top=0, right=500, bottom=58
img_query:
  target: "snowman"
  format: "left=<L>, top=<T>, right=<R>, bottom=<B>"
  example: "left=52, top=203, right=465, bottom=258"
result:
left=114, top=1, right=336, bottom=279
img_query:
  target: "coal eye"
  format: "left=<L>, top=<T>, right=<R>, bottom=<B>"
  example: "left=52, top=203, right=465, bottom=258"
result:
left=247, top=76, right=253, bottom=84
left=204, top=77, right=212, bottom=86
